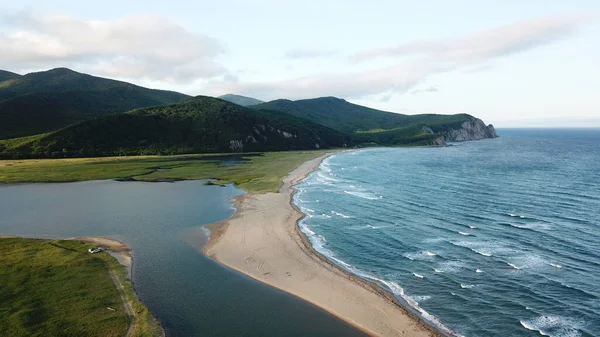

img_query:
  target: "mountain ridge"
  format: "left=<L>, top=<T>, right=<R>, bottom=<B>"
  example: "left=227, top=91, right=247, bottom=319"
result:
left=0, top=67, right=190, bottom=102
left=253, top=96, right=497, bottom=144
left=0, top=96, right=351, bottom=158
left=219, top=94, right=264, bottom=106
left=0, top=68, right=191, bottom=139
left=0, top=67, right=498, bottom=158
left=0, top=70, right=21, bottom=82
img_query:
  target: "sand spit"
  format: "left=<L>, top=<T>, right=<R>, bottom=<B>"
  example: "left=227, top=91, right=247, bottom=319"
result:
left=205, top=154, right=441, bottom=337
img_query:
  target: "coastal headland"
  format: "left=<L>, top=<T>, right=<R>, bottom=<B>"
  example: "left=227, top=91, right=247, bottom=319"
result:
left=205, top=153, right=442, bottom=337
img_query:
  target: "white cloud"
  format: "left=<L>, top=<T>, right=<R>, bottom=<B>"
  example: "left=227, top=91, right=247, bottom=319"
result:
left=207, top=61, right=443, bottom=100
left=411, top=86, right=439, bottom=95
left=217, top=14, right=586, bottom=100
left=0, top=10, right=226, bottom=84
left=0, top=10, right=589, bottom=100
left=284, top=48, right=338, bottom=59
left=350, top=14, right=585, bottom=63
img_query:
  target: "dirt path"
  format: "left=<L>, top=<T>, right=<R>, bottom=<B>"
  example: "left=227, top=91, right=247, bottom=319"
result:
left=109, top=268, right=136, bottom=337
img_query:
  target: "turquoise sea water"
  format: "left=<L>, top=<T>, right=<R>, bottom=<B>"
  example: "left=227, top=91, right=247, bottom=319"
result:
left=294, top=129, right=600, bottom=337
left=0, top=180, right=366, bottom=337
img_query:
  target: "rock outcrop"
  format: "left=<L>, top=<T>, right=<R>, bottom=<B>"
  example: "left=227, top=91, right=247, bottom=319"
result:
left=422, top=117, right=498, bottom=146
left=443, top=118, right=498, bottom=142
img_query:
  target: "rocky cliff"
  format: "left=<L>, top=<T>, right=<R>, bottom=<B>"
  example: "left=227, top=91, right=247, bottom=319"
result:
left=443, top=118, right=498, bottom=142
left=423, top=117, right=498, bottom=146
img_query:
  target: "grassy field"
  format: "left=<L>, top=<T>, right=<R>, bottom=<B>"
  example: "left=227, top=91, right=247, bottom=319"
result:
left=0, top=238, right=162, bottom=337
left=0, top=150, right=330, bottom=193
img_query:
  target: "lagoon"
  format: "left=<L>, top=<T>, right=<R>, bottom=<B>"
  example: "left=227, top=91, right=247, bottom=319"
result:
left=0, top=179, right=365, bottom=337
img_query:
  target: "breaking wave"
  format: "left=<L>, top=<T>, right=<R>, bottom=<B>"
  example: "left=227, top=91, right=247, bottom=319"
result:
left=403, top=251, right=437, bottom=260
left=294, top=136, right=600, bottom=337
left=343, top=190, right=383, bottom=200
left=331, top=210, right=353, bottom=219
left=520, top=315, right=585, bottom=337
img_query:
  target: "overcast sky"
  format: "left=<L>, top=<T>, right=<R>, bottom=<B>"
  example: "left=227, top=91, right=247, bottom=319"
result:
left=1, top=0, right=599, bottom=127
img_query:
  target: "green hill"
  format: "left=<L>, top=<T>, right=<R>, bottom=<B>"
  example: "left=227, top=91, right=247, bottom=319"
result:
left=219, top=94, right=264, bottom=106
left=0, top=68, right=189, bottom=102
left=0, top=70, right=21, bottom=82
left=0, top=96, right=352, bottom=159
left=0, top=68, right=190, bottom=139
left=253, top=97, right=471, bottom=134
left=0, top=90, right=194, bottom=140
left=0, top=68, right=497, bottom=157
left=252, top=96, right=498, bottom=145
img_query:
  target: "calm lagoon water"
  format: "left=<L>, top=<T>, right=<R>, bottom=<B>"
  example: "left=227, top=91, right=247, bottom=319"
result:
left=0, top=180, right=365, bottom=337
left=295, top=129, right=600, bottom=337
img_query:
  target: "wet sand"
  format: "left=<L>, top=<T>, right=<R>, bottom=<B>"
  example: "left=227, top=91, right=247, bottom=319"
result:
left=205, top=154, right=441, bottom=337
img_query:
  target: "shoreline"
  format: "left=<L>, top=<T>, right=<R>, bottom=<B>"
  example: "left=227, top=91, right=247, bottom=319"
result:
left=76, top=236, right=133, bottom=277
left=205, top=153, right=445, bottom=337
left=1, top=235, right=132, bottom=271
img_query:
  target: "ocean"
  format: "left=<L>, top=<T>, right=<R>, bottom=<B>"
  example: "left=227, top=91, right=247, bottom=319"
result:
left=294, top=129, right=600, bottom=337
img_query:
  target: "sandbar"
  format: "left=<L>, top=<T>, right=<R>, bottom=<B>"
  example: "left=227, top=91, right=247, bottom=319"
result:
left=205, top=153, right=442, bottom=337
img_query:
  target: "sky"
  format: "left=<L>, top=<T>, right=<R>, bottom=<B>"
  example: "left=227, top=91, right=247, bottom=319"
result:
left=1, top=0, right=599, bottom=127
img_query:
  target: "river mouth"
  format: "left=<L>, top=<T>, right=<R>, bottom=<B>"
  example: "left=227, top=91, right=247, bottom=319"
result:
left=0, top=179, right=366, bottom=337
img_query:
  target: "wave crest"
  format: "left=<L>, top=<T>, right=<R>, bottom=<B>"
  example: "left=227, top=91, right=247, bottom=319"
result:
left=520, top=315, right=585, bottom=337
left=343, top=190, right=383, bottom=200
left=403, top=251, right=437, bottom=260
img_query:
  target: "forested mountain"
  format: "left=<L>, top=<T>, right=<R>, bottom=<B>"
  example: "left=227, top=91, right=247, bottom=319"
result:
left=0, top=70, right=21, bottom=82
left=0, top=68, right=497, bottom=158
left=253, top=97, right=471, bottom=134
left=0, top=96, right=351, bottom=158
left=0, top=68, right=190, bottom=139
left=219, top=94, right=264, bottom=106
left=252, top=97, right=496, bottom=145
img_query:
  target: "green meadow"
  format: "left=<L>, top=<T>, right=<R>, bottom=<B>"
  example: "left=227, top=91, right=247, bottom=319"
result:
left=0, top=238, right=162, bottom=337
left=0, top=150, right=329, bottom=193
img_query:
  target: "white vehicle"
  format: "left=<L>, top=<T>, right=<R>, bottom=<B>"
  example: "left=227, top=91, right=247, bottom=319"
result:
left=87, top=247, right=104, bottom=254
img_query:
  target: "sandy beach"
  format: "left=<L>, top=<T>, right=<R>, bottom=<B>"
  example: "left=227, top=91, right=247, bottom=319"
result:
left=205, top=154, right=441, bottom=337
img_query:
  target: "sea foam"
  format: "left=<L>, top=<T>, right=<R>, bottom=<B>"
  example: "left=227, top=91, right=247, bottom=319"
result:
left=520, top=315, right=585, bottom=337
left=411, top=295, right=432, bottom=303
left=507, top=263, right=520, bottom=270
left=331, top=210, right=353, bottom=218
left=343, top=190, right=382, bottom=200
left=293, top=228, right=462, bottom=337
left=433, top=260, right=465, bottom=273
left=403, top=251, right=437, bottom=260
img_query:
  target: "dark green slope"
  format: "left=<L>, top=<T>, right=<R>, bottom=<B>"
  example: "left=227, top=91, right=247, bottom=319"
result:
left=0, top=89, right=195, bottom=140
left=0, top=68, right=189, bottom=102
left=0, top=68, right=191, bottom=139
left=253, top=97, right=472, bottom=134
left=219, top=94, right=264, bottom=106
left=0, top=96, right=352, bottom=158
left=0, top=70, right=21, bottom=82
